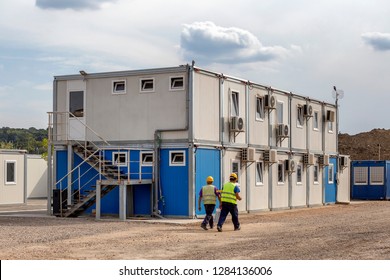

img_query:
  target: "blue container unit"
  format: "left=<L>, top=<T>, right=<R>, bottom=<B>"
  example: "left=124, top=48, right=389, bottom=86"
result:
left=351, top=160, right=390, bottom=200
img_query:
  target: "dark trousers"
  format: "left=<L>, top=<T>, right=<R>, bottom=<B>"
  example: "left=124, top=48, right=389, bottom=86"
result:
left=217, top=202, right=240, bottom=229
left=202, top=204, right=216, bottom=228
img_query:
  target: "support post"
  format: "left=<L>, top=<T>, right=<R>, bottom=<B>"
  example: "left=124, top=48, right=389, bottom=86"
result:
left=95, top=181, right=101, bottom=220
left=119, top=183, right=127, bottom=221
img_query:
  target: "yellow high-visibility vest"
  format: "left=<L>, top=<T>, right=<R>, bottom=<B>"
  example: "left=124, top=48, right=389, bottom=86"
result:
left=221, top=182, right=237, bottom=204
left=202, top=185, right=217, bottom=205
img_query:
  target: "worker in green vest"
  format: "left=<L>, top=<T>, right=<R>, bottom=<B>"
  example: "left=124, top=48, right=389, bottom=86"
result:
left=198, top=176, right=221, bottom=230
left=217, top=173, right=242, bottom=232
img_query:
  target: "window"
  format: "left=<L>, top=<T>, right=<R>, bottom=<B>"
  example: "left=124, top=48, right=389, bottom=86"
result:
left=140, top=152, right=154, bottom=166
left=69, top=90, right=84, bottom=117
left=112, top=152, right=127, bottom=166
left=112, top=80, right=126, bottom=94
left=328, top=121, right=334, bottom=133
left=313, top=164, right=319, bottom=184
left=140, top=78, right=155, bottom=92
left=170, top=76, right=184, bottom=90
left=256, top=96, right=265, bottom=121
left=278, top=162, right=284, bottom=183
left=313, top=111, right=319, bottom=131
left=354, top=167, right=368, bottom=185
left=231, top=90, right=239, bottom=117
left=328, top=164, right=334, bottom=184
left=5, top=160, right=16, bottom=184
left=277, top=101, right=283, bottom=124
left=297, top=105, right=304, bottom=127
left=231, top=160, right=240, bottom=182
left=169, top=151, right=186, bottom=166
left=256, top=161, right=264, bottom=185
left=370, top=166, right=384, bottom=185
left=296, top=164, right=302, bottom=184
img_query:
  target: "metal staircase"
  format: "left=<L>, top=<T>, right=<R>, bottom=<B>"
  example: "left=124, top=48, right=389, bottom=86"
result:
left=48, top=111, right=153, bottom=218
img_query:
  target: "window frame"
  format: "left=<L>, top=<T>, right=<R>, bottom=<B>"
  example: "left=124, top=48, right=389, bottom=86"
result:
left=277, top=161, right=285, bottom=184
left=328, top=164, right=334, bottom=184
left=255, top=161, right=264, bottom=185
left=169, top=76, right=184, bottom=91
left=169, top=150, right=186, bottom=166
left=69, top=90, right=84, bottom=118
left=255, top=96, right=265, bottom=121
left=370, top=166, right=384, bottom=185
left=277, top=101, right=284, bottom=124
left=297, top=105, right=304, bottom=127
left=354, top=167, right=368, bottom=185
left=230, top=90, right=239, bottom=117
left=313, top=111, right=319, bottom=131
left=112, top=80, right=126, bottom=94
left=140, top=151, right=154, bottom=167
left=313, top=164, right=319, bottom=184
left=296, top=163, right=303, bottom=184
left=5, top=160, right=17, bottom=185
left=231, top=159, right=240, bottom=183
left=112, top=152, right=128, bottom=167
left=139, top=78, right=155, bottom=93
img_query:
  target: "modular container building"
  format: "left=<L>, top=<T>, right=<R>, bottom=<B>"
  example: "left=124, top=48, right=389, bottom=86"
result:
left=48, top=64, right=350, bottom=219
left=0, top=149, right=27, bottom=205
left=351, top=160, right=390, bottom=200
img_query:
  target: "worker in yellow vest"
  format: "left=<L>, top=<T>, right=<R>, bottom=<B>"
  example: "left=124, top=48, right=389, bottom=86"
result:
left=217, top=173, right=242, bottom=232
left=198, top=176, right=221, bottom=230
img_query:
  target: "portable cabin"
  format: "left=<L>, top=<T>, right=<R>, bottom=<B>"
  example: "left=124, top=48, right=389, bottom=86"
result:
left=351, top=160, right=390, bottom=200
left=48, top=64, right=349, bottom=219
left=0, top=149, right=27, bottom=205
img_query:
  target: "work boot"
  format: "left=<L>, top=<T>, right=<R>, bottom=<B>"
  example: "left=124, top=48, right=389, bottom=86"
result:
left=217, top=226, right=222, bottom=232
left=234, top=226, right=241, bottom=231
left=201, top=224, right=208, bottom=230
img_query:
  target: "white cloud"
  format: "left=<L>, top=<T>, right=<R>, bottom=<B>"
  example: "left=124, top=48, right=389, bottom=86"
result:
left=35, top=0, right=118, bottom=11
left=361, top=32, right=390, bottom=51
left=180, top=21, right=290, bottom=64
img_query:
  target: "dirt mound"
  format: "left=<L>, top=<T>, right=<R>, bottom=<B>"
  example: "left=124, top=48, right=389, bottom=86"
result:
left=339, top=128, right=390, bottom=161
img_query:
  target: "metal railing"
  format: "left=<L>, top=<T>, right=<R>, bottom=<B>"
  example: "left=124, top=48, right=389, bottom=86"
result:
left=48, top=111, right=154, bottom=217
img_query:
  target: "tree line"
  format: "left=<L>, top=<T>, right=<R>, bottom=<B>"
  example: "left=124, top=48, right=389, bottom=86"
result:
left=0, top=127, right=47, bottom=155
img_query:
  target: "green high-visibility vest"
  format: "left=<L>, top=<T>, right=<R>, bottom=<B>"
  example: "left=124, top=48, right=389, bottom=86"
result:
left=202, top=185, right=217, bottom=205
left=221, top=182, right=237, bottom=204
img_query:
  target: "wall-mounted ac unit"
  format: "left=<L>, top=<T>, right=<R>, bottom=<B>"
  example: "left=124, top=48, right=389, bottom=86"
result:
left=285, top=159, right=296, bottom=172
left=277, top=124, right=290, bottom=138
left=265, top=94, right=276, bottom=109
left=340, top=155, right=349, bottom=167
left=319, top=154, right=330, bottom=166
left=242, top=147, right=256, bottom=162
left=326, top=110, right=335, bottom=122
left=230, top=116, right=244, bottom=132
left=304, top=153, right=315, bottom=165
left=264, top=149, right=277, bottom=163
left=303, top=104, right=313, bottom=117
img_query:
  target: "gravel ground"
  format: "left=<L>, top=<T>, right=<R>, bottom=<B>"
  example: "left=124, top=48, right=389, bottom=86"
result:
left=1, top=200, right=390, bottom=260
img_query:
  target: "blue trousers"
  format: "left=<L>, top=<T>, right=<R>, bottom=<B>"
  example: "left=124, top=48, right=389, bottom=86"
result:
left=202, top=204, right=216, bottom=228
left=217, top=202, right=240, bottom=229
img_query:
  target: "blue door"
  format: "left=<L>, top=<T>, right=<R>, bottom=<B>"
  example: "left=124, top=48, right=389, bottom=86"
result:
left=195, top=148, right=221, bottom=216
left=324, top=158, right=337, bottom=203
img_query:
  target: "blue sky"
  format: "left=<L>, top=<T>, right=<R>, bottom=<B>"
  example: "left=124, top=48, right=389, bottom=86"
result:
left=1, top=0, right=390, bottom=134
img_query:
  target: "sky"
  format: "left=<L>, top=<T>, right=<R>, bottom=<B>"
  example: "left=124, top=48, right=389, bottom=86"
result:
left=1, top=0, right=390, bottom=135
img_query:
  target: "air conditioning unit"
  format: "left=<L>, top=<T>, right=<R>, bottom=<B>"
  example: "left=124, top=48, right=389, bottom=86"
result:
left=319, top=154, right=330, bottom=166
left=304, top=153, right=315, bottom=165
left=340, top=156, right=349, bottom=167
left=326, top=110, right=335, bottom=122
left=285, top=159, right=296, bottom=172
left=242, top=147, right=256, bottom=162
left=265, top=94, right=276, bottom=109
left=264, top=149, right=277, bottom=163
left=303, top=104, right=313, bottom=117
left=230, top=116, right=244, bottom=132
left=277, top=124, right=290, bottom=138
